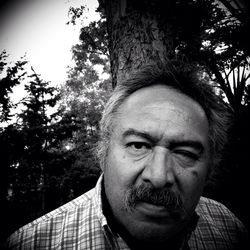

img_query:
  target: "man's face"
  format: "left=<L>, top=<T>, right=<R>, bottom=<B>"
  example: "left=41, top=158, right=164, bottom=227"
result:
left=102, top=85, right=210, bottom=243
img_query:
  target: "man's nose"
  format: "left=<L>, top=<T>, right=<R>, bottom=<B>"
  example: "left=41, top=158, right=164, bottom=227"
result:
left=141, top=147, right=175, bottom=189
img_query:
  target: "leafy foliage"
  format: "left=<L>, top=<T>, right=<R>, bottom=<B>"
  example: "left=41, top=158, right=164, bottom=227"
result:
left=57, top=64, right=111, bottom=199
left=66, top=5, right=88, bottom=25
left=1, top=69, right=64, bottom=233
left=2, top=8, right=112, bottom=237
left=71, top=17, right=109, bottom=74
left=0, top=51, right=27, bottom=123
left=171, top=0, right=250, bottom=112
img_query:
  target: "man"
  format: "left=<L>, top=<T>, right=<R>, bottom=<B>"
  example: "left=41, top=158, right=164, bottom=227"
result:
left=6, top=62, right=248, bottom=249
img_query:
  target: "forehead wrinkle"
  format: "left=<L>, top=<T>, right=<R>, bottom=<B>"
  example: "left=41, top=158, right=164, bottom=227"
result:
left=116, top=103, right=206, bottom=138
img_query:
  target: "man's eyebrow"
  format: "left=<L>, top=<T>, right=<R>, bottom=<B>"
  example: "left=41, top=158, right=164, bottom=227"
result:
left=122, top=128, right=156, bottom=142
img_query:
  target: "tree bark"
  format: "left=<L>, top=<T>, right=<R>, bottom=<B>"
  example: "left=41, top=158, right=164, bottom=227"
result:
left=98, top=0, right=176, bottom=87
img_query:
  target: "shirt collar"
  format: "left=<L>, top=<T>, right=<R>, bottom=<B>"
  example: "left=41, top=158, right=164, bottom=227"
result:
left=93, top=173, right=108, bottom=228
left=93, top=174, right=125, bottom=248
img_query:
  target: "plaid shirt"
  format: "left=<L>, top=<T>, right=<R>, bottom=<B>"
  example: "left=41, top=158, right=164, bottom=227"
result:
left=6, top=174, right=248, bottom=250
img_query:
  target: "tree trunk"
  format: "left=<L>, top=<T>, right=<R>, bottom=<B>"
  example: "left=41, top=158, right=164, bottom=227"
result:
left=98, top=0, right=177, bottom=87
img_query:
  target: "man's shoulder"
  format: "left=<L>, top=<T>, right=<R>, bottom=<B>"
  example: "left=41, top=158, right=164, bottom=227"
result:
left=197, top=196, right=231, bottom=215
left=191, top=196, right=248, bottom=249
left=196, top=196, right=244, bottom=227
left=21, top=188, right=95, bottom=231
left=6, top=188, right=97, bottom=248
left=197, top=197, right=239, bottom=219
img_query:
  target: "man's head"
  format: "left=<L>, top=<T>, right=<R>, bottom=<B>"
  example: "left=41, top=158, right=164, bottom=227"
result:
left=96, top=62, right=232, bottom=244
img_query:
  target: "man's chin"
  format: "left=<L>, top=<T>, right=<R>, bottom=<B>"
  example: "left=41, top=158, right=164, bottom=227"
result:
left=126, top=201, right=185, bottom=225
left=123, top=219, right=184, bottom=244
left=122, top=205, right=187, bottom=242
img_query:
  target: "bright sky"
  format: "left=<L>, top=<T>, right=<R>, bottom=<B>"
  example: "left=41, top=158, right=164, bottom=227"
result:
left=0, top=0, right=100, bottom=88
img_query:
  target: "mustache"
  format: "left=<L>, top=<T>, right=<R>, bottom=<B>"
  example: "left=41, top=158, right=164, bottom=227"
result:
left=125, top=184, right=184, bottom=212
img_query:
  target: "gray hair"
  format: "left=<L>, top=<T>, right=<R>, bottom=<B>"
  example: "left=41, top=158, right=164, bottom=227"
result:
left=96, top=61, right=233, bottom=176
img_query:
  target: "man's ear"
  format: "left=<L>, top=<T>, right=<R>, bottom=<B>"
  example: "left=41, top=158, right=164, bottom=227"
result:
left=100, top=164, right=104, bottom=172
left=98, top=135, right=112, bottom=172
left=99, top=146, right=108, bottom=172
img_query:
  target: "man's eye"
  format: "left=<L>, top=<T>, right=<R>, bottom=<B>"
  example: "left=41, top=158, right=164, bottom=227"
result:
left=126, top=142, right=151, bottom=155
left=174, top=150, right=199, bottom=163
